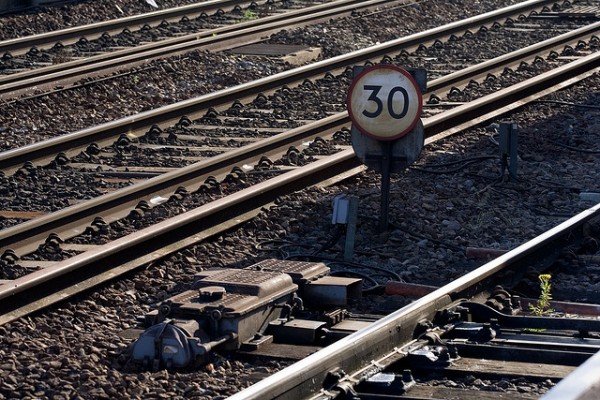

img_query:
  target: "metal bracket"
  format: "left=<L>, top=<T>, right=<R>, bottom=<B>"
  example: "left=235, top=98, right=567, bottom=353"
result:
left=463, top=301, right=600, bottom=334
left=331, top=194, right=359, bottom=261
left=499, top=121, right=518, bottom=180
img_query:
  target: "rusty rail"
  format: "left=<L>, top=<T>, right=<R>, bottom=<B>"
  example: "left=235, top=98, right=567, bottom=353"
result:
left=0, top=0, right=273, bottom=55
left=0, top=0, right=410, bottom=99
left=0, top=48, right=598, bottom=326
left=0, top=0, right=569, bottom=174
left=1, top=43, right=598, bottom=258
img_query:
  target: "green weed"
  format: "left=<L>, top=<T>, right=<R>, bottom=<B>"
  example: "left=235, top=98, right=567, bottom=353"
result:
left=241, top=10, right=258, bottom=22
left=529, top=274, right=554, bottom=316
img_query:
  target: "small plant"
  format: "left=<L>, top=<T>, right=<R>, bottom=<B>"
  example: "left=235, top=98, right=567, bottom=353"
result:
left=241, top=10, right=258, bottom=22
left=529, top=274, right=554, bottom=316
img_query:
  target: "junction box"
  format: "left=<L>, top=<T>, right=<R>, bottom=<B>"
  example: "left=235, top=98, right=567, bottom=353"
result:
left=130, top=259, right=363, bottom=369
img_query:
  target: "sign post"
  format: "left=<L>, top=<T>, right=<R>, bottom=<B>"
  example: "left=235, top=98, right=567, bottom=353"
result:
left=347, top=65, right=424, bottom=230
left=380, top=141, right=393, bottom=230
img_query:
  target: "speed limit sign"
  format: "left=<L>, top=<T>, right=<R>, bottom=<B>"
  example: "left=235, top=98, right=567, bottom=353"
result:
left=347, top=65, right=422, bottom=141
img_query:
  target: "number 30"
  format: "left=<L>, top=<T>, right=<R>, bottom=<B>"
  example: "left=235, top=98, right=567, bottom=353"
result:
left=362, top=85, right=409, bottom=119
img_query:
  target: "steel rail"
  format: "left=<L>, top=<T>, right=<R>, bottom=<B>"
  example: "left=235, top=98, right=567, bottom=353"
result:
left=0, top=0, right=273, bottom=55
left=0, top=148, right=363, bottom=325
left=0, top=49, right=597, bottom=326
left=541, top=348, right=600, bottom=400
left=0, top=114, right=349, bottom=257
left=1, top=39, right=598, bottom=258
left=425, top=20, right=600, bottom=96
left=229, top=202, right=600, bottom=400
left=0, top=0, right=566, bottom=173
left=0, top=0, right=410, bottom=98
left=425, top=49, right=600, bottom=142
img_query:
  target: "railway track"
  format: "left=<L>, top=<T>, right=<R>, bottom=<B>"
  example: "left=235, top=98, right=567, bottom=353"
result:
left=229, top=201, right=600, bottom=399
left=0, top=1, right=599, bottom=397
left=1, top=1, right=595, bottom=168
left=0, top=0, right=361, bottom=54
left=0, top=0, right=585, bottom=102
left=2, top=0, right=594, bottom=154
left=0, top=3, right=597, bottom=253
left=0, top=0, right=284, bottom=53
left=0, top=44, right=597, bottom=322
left=0, top=0, right=410, bottom=99
left=0, top=0, right=598, bottom=306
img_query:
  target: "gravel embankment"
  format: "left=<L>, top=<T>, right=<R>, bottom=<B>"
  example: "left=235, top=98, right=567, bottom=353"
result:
left=0, top=0, right=598, bottom=398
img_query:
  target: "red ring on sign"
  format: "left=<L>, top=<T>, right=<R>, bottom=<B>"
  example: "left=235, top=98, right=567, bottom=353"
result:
left=347, top=65, right=423, bottom=141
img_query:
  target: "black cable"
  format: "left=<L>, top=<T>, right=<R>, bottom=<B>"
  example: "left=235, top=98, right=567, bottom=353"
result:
left=254, top=239, right=296, bottom=250
left=356, top=215, right=464, bottom=253
left=550, top=141, right=600, bottom=154
left=330, top=270, right=379, bottom=287
left=497, top=157, right=524, bottom=183
left=487, top=187, right=573, bottom=218
left=284, top=253, right=404, bottom=282
left=409, top=155, right=498, bottom=174
left=532, top=100, right=600, bottom=110
left=328, top=261, right=403, bottom=282
left=413, top=155, right=498, bottom=168
left=533, top=178, right=582, bottom=192
left=255, top=239, right=313, bottom=259
left=311, top=225, right=345, bottom=255
left=387, top=223, right=465, bottom=253
left=361, top=284, right=386, bottom=295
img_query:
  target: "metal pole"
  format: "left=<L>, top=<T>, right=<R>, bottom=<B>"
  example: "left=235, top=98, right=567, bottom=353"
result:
left=343, top=196, right=358, bottom=261
left=380, top=142, right=392, bottom=231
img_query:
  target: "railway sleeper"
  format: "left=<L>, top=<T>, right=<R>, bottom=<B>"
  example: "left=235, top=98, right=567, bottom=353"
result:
left=348, top=296, right=600, bottom=399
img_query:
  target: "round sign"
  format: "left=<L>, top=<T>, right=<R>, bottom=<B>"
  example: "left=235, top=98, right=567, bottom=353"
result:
left=347, top=65, right=423, bottom=141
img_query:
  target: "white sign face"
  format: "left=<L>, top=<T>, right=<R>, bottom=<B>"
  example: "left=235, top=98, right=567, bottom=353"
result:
left=347, top=65, right=422, bottom=141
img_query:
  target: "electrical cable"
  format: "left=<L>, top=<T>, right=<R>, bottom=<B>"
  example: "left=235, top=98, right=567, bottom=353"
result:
left=413, top=155, right=497, bottom=168
left=328, top=261, right=403, bottom=282
left=255, top=239, right=396, bottom=292
left=311, top=224, right=345, bottom=255
left=532, top=100, right=600, bottom=110
left=488, top=132, right=500, bottom=146
left=284, top=253, right=404, bottom=282
left=255, top=239, right=313, bottom=259
left=487, top=186, right=573, bottom=218
left=355, top=215, right=464, bottom=253
left=409, top=155, right=498, bottom=174
left=533, top=178, right=582, bottom=192
left=329, top=270, right=379, bottom=287
left=387, top=223, right=465, bottom=253
left=550, top=141, right=600, bottom=154
left=497, top=152, right=522, bottom=182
